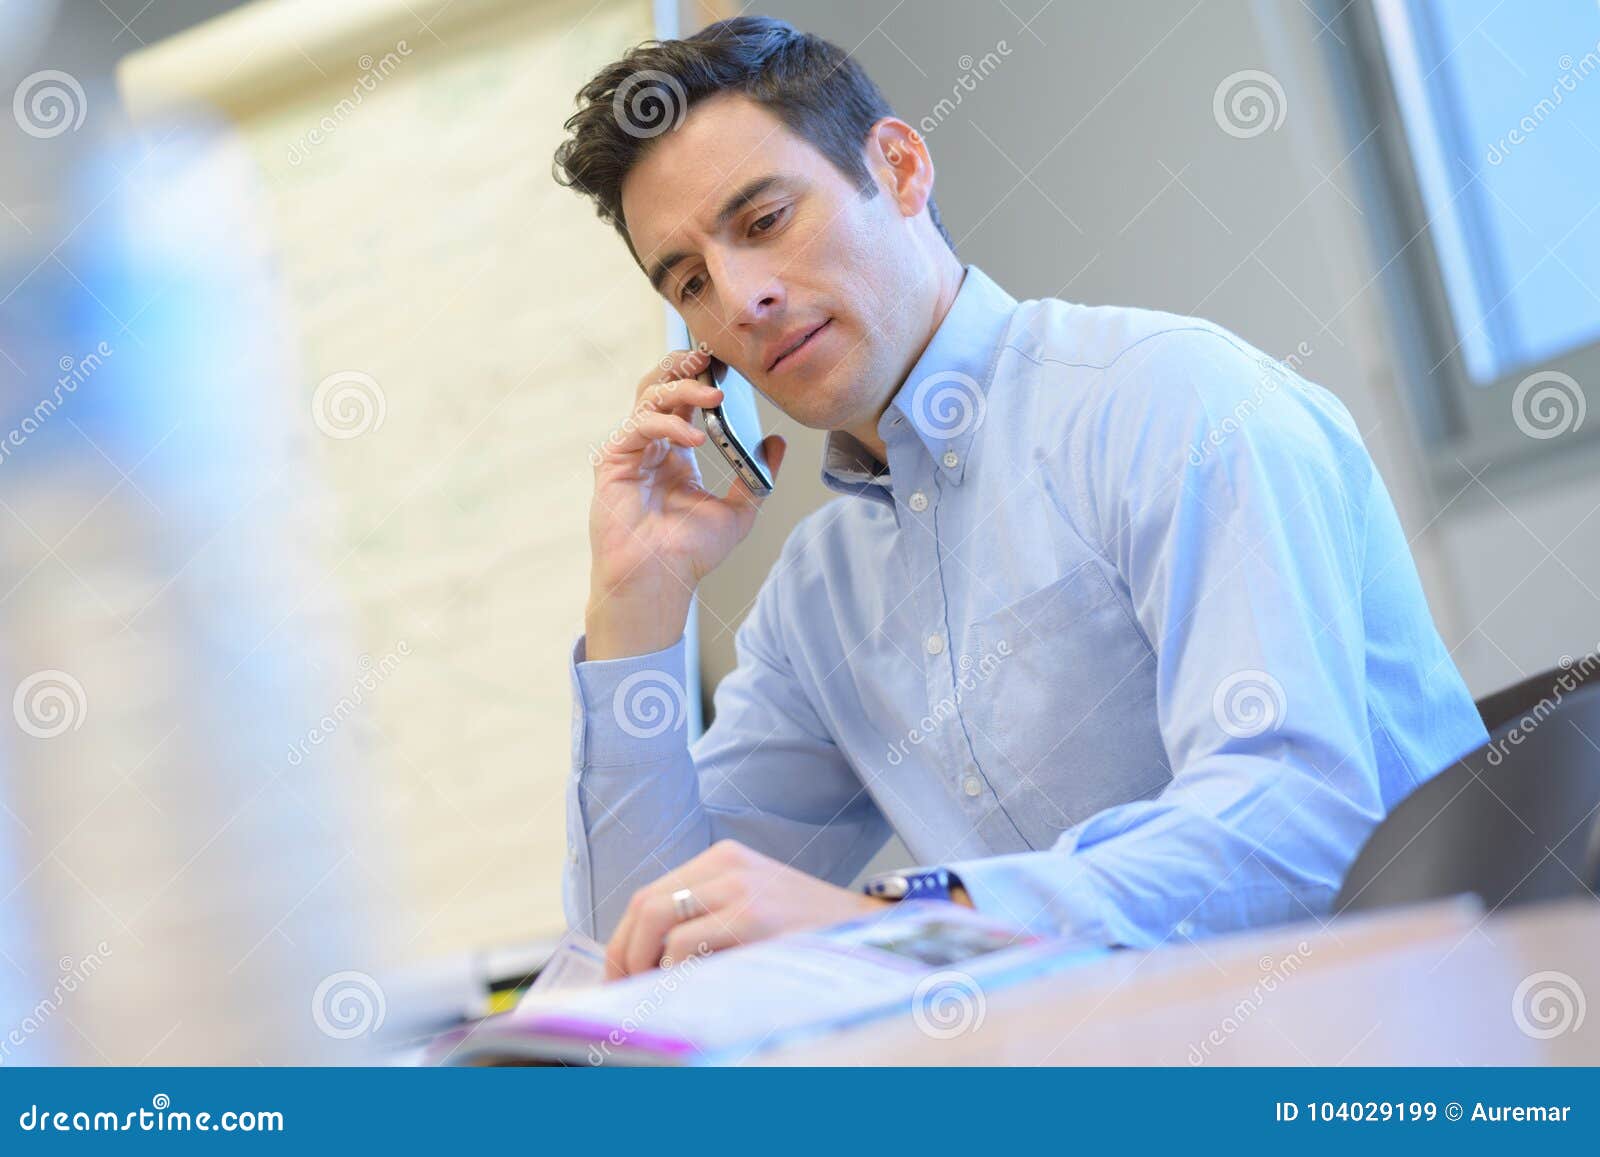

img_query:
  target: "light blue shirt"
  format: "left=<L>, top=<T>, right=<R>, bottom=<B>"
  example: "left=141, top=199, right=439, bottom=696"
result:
left=564, top=265, right=1487, bottom=947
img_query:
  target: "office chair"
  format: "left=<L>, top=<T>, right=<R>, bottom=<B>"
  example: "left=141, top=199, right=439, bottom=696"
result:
left=1334, top=682, right=1600, bottom=915
left=1475, top=653, right=1600, bottom=734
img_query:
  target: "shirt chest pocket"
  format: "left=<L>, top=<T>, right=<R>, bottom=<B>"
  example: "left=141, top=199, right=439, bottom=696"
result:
left=961, top=561, right=1171, bottom=840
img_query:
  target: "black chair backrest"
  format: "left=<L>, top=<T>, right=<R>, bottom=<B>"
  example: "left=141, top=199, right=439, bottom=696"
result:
left=1475, top=654, right=1600, bottom=734
left=1335, top=681, right=1600, bottom=915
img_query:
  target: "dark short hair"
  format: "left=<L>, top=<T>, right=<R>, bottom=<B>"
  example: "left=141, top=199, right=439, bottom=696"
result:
left=552, top=15, right=955, bottom=268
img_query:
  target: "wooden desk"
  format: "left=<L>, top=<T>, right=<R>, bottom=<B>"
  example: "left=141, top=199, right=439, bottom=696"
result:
left=756, top=897, right=1600, bottom=1065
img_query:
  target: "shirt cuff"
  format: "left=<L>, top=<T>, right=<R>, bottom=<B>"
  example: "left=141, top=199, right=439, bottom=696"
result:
left=570, top=633, right=692, bottom=768
left=942, top=851, right=1113, bottom=945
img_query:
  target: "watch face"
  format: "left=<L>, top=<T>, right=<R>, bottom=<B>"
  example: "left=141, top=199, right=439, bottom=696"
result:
left=866, top=875, right=911, bottom=899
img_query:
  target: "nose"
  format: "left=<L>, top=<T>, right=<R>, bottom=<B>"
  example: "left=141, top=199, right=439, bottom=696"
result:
left=713, top=250, right=784, bottom=334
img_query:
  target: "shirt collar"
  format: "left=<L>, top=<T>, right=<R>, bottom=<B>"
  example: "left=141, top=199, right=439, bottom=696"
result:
left=821, top=264, right=1018, bottom=499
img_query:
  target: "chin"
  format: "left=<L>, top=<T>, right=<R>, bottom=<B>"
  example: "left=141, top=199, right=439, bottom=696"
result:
left=774, top=382, right=854, bottom=431
left=772, top=358, right=858, bottom=427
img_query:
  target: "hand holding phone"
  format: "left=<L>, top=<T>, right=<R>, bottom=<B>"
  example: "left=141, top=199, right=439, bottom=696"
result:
left=583, top=345, right=783, bottom=662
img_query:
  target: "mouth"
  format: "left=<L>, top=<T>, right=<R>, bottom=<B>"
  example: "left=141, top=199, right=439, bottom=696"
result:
left=767, top=319, right=831, bottom=373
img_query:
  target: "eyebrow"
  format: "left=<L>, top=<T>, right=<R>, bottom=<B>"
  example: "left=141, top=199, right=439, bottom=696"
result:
left=645, top=174, right=786, bottom=294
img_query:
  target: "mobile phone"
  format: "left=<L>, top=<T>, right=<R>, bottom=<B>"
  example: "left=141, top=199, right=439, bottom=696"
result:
left=693, top=347, right=774, bottom=497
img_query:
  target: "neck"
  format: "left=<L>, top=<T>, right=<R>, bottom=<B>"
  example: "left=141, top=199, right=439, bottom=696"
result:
left=845, top=255, right=966, bottom=466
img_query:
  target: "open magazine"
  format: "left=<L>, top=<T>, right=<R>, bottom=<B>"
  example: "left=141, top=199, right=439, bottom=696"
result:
left=425, top=902, right=1105, bottom=1065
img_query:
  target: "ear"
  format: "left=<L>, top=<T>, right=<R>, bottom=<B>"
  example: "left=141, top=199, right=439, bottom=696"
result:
left=865, top=117, right=935, bottom=220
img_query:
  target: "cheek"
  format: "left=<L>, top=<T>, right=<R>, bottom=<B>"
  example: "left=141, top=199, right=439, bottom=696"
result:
left=800, top=189, right=883, bottom=270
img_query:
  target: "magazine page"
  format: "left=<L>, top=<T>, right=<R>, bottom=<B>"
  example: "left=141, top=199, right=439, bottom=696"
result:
left=436, top=902, right=1104, bottom=1065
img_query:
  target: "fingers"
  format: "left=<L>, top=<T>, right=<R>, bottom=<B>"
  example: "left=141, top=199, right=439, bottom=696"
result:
left=604, top=866, right=694, bottom=981
left=638, top=347, right=711, bottom=397
left=635, top=375, right=723, bottom=421
left=596, top=350, right=724, bottom=472
left=661, top=913, right=743, bottom=968
left=621, top=883, right=700, bottom=978
left=603, top=902, right=639, bottom=982
left=605, top=411, right=705, bottom=458
left=608, top=869, right=744, bottom=980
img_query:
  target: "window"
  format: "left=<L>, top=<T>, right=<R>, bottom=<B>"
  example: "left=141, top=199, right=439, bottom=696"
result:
left=1349, top=0, right=1600, bottom=463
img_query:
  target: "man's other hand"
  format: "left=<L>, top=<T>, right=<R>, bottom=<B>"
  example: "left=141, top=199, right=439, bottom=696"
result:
left=603, top=840, right=890, bottom=980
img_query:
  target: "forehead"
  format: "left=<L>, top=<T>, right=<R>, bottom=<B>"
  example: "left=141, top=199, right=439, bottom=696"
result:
left=620, top=93, right=830, bottom=258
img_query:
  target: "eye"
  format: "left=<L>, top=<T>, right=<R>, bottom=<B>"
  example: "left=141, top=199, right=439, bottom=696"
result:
left=750, top=205, right=790, bottom=235
left=680, top=273, right=705, bottom=302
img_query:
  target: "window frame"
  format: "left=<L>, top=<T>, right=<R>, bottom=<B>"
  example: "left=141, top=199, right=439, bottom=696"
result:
left=1341, top=0, right=1600, bottom=487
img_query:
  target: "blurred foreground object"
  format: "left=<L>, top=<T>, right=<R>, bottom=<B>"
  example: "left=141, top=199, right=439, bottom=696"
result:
left=0, top=118, right=407, bottom=1064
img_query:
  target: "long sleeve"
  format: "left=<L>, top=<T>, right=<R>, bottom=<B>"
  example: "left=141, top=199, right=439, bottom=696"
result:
left=564, top=561, right=890, bottom=940
left=948, top=328, right=1463, bottom=947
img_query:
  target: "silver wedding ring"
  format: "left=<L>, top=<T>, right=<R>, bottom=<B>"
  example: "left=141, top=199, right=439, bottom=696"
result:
left=670, top=887, right=700, bottom=923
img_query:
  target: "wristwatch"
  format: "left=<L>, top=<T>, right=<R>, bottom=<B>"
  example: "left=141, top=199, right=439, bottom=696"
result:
left=862, top=866, right=962, bottom=903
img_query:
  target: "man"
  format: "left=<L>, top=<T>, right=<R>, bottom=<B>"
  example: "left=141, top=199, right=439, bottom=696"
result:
left=552, top=16, right=1487, bottom=979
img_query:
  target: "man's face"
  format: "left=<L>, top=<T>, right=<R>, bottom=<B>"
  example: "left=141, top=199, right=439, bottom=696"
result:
left=621, top=93, right=928, bottom=433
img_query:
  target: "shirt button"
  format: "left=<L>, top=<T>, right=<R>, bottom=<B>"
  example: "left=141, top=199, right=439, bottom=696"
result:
left=908, top=490, right=929, bottom=513
left=925, top=633, right=945, bottom=655
left=962, top=777, right=982, bottom=797
left=567, top=843, right=578, bottom=865
left=942, top=450, right=960, bottom=469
